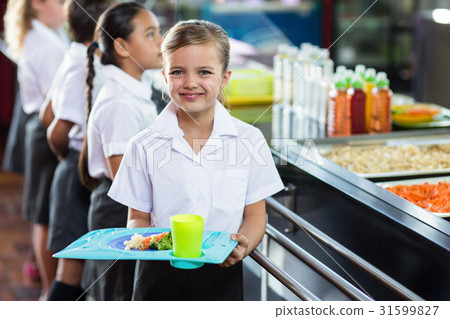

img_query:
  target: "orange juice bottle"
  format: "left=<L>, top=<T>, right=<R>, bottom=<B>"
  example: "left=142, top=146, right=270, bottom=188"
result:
left=347, top=74, right=366, bottom=134
left=327, top=75, right=350, bottom=137
left=363, top=68, right=376, bottom=131
left=371, top=72, right=392, bottom=133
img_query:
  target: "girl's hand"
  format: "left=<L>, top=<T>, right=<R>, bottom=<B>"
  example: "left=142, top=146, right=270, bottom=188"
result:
left=220, top=233, right=249, bottom=268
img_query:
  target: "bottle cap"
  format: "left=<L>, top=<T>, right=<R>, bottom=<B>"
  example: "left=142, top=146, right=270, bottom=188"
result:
left=355, top=64, right=366, bottom=76
left=375, top=72, right=390, bottom=86
left=351, top=73, right=364, bottom=89
left=336, top=65, right=347, bottom=75
left=334, top=74, right=347, bottom=89
left=365, top=68, right=376, bottom=82
left=277, top=43, right=289, bottom=55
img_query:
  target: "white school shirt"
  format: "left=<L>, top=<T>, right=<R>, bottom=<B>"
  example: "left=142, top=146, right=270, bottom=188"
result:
left=87, top=65, right=158, bottom=180
left=49, top=42, right=106, bottom=152
left=18, top=19, right=68, bottom=114
left=108, top=101, right=284, bottom=233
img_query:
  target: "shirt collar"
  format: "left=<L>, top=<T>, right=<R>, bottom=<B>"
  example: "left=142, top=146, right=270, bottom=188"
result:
left=152, top=100, right=238, bottom=138
left=105, top=65, right=152, bottom=100
left=210, top=100, right=238, bottom=138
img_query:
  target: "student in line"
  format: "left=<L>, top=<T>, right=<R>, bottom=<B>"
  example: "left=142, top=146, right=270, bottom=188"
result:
left=41, top=0, right=117, bottom=301
left=108, top=20, right=284, bottom=300
left=78, top=1, right=164, bottom=300
left=4, top=0, right=68, bottom=300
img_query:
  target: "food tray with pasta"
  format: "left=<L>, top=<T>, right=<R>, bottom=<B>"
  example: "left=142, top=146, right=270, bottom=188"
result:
left=321, top=143, right=450, bottom=178
left=53, top=228, right=238, bottom=265
left=378, top=176, right=450, bottom=218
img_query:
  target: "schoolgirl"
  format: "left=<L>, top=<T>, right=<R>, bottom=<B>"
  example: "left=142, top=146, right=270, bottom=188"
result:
left=108, top=20, right=284, bottom=300
left=4, top=0, right=68, bottom=299
left=42, top=0, right=116, bottom=301
left=78, top=1, right=163, bottom=300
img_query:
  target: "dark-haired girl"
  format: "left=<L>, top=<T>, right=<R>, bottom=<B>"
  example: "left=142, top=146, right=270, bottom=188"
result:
left=79, top=1, right=163, bottom=300
left=42, top=0, right=117, bottom=301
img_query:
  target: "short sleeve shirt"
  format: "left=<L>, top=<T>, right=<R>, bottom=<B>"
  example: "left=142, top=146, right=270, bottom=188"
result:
left=18, top=19, right=68, bottom=114
left=108, top=101, right=284, bottom=233
left=49, top=42, right=105, bottom=151
left=87, top=65, right=158, bottom=180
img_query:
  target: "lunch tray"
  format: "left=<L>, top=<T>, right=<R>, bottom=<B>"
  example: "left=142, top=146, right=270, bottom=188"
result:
left=53, top=228, right=238, bottom=269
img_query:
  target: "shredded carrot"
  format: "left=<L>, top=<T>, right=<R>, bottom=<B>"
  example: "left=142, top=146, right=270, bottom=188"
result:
left=386, top=182, right=450, bottom=214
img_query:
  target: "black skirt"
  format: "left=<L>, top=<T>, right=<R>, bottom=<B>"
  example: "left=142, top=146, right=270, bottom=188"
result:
left=81, top=177, right=135, bottom=301
left=2, top=90, right=30, bottom=174
left=132, top=260, right=243, bottom=301
left=47, top=149, right=90, bottom=252
left=22, top=113, right=58, bottom=224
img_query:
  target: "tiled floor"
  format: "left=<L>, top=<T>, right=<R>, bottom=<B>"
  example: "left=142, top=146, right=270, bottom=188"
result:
left=0, top=128, right=42, bottom=301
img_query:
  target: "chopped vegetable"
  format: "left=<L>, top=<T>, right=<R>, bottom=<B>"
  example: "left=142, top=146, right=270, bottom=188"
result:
left=157, top=232, right=173, bottom=250
left=139, top=231, right=172, bottom=251
left=386, top=182, right=450, bottom=214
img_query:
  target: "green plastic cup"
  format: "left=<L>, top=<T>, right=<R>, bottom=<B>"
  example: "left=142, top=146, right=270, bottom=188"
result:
left=170, top=214, right=204, bottom=258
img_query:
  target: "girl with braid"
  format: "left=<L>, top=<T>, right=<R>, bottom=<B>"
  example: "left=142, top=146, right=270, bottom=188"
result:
left=79, top=1, right=163, bottom=300
left=42, top=0, right=116, bottom=301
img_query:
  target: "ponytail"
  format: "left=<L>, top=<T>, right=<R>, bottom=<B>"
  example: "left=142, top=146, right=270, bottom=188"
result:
left=86, top=41, right=98, bottom=112
left=78, top=41, right=100, bottom=191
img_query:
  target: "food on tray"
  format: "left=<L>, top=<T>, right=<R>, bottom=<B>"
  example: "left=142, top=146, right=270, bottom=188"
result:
left=123, top=231, right=172, bottom=251
left=386, top=182, right=450, bottom=214
left=391, top=103, right=440, bottom=124
left=324, top=144, right=450, bottom=174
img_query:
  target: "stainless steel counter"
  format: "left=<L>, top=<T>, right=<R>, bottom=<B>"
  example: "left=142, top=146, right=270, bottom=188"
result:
left=264, top=128, right=450, bottom=300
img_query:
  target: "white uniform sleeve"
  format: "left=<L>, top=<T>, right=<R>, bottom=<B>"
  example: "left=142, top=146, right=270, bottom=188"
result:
left=108, top=135, right=153, bottom=213
left=53, top=69, right=87, bottom=126
left=97, top=101, right=147, bottom=157
left=245, top=129, right=284, bottom=205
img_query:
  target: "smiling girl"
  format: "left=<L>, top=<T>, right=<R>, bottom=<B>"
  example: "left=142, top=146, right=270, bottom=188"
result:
left=109, top=20, right=284, bottom=300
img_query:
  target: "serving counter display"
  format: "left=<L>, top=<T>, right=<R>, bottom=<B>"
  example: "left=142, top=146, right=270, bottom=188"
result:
left=266, top=128, right=450, bottom=300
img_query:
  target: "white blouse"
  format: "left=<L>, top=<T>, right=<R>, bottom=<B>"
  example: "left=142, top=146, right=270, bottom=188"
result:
left=108, top=101, right=284, bottom=233
left=87, top=65, right=158, bottom=180
left=49, top=42, right=105, bottom=152
left=18, top=19, right=68, bottom=114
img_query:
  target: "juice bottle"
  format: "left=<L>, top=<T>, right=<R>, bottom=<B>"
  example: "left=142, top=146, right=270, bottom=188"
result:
left=327, top=75, right=350, bottom=137
left=371, top=72, right=392, bottom=133
left=347, top=73, right=366, bottom=134
left=363, top=68, right=376, bottom=132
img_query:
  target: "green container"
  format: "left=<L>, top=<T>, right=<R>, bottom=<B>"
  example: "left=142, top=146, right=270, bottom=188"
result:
left=170, top=214, right=204, bottom=269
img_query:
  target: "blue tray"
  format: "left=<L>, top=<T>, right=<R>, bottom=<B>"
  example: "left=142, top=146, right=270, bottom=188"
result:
left=53, top=228, right=238, bottom=269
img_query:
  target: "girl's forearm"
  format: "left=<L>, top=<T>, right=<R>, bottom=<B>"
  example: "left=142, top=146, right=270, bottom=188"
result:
left=238, top=200, right=267, bottom=256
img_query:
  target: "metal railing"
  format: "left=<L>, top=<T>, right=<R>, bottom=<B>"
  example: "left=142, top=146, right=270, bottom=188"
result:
left=249, top=249, right=321, bottom=301
left=261, top=196, right=424, bottom=301
left=264, top=224, right=372, bottom=301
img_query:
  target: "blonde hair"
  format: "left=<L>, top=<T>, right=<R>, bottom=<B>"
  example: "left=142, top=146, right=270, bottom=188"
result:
left=161, top=19, right=231, bottom=110
left=4, top=0, right=36, bottom=59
